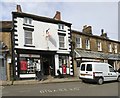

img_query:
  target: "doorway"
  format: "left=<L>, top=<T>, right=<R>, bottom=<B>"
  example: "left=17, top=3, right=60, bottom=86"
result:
left=41, top=54, right=55, bottom=76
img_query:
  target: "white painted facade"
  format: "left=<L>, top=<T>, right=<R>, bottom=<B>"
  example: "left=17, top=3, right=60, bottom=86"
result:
left=12, top=12, right=73, bottom=79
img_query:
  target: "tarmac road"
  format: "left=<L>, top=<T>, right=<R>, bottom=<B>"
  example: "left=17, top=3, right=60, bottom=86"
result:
left=2, top=81, right=119, bottom=96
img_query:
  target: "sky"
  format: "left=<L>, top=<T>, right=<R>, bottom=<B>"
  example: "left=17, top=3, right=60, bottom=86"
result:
left=0, top=0, right=119, bottom=41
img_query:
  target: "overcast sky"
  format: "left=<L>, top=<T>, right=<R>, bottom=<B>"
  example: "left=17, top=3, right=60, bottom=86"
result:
left=0, top=0, right=119, bottom=41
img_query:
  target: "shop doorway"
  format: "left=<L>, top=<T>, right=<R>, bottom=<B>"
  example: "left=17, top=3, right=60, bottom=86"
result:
left=42, top=54, right=55, bottom=76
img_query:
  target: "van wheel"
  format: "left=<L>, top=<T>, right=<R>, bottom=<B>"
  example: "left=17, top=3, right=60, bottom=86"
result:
left=97, top=78, right=103, bottom=85
left=117, top=76, right=120, bottom=82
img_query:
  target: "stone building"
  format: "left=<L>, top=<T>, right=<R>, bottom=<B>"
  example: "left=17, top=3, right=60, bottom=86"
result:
left=72, top=25, right=120, bottom=76
left=0, top=21, right=12, bottom=81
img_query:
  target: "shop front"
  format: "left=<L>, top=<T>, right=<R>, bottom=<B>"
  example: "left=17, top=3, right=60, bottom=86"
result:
left=14, top=49, right=56, bottom=79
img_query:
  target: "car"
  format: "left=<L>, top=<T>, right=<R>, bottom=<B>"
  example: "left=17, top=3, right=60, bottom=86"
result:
left=79, top=62, right=120, bottom=85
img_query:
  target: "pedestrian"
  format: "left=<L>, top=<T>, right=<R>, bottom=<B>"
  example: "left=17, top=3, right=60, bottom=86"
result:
left=35, top=60, right=43, bottom=81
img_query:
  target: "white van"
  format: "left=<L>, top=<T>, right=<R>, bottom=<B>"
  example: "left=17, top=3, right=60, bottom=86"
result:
left=79, top=62, right=120, bottom=85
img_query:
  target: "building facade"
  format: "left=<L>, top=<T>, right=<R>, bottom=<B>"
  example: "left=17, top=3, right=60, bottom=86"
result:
left=12, top=7, right=73, bottom=80
left=72, top=25, right=120, bottom=76
left=0, top=21, right=12, bottom=81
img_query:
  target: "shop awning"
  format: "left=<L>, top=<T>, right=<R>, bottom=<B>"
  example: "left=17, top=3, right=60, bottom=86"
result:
left=74, top=49, right=120, bottom=60
left=108, top=54, right=120, bottom=60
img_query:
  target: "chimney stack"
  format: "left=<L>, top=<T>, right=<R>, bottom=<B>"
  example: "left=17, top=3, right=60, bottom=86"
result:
left=16, top=5, right=22, bottom=13
left=100, top=29, right=108, bottom=39
left=82, top=25, right=92, bottom=35
left=53, top=11, right=61, bottom=20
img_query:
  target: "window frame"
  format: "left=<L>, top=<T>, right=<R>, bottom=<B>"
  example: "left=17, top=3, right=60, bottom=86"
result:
left=24, top=30, right=33, bottom=45
left=108, top=43, right=112, bottom=52
left=58, top=24, right=65, bottom=30
left=114, top=44, right=117, bottom=53
left=97, top=41, right=102, bottom=51
left=109, top=66, right=115, bottom=72
left=86, top=64, right=92, bottom=71
left=81, top=64, right=85, bottom=71
left=59, top=35, right=66, bottom=49
left=24, top=17, right=32, bottom=25
left=76, top=37, right=82, bottom=48
left=85, top=38, right=90, bottom=49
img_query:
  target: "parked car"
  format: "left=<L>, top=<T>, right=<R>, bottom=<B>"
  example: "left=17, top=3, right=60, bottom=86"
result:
left=79, top=62, right=120, bottom=85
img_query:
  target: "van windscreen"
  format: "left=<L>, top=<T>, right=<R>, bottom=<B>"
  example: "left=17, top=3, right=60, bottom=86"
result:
left=81, top=64, right=85, bottom=71
left=86, top=64, right=92, bottom=71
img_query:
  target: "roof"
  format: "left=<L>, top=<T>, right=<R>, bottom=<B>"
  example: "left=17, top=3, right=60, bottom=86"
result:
left=72, top=29, right=120, bottom=43
left=0, top=21, right=12, bottom=29
left=12, top=12, right=72, bottom=26
left=74, top=49, right=120, bottom=60
left=0, top=21, right=12, bottom=32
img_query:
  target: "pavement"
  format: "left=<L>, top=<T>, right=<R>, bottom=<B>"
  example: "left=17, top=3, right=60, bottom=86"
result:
left=0, top=76, right=81, bottom=86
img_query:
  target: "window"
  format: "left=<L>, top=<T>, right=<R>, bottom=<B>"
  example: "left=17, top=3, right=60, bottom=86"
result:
left=97, top=41, right=102, bottom=51
left=85, top=39, right=90, bottom=49
left=59, top=55, right=68, bottom=67
left=24, top=17, right=32, bottom=25
left=58, top=24, right=64, bottom=30
left=109, top=66, right=115, bottom=72
left=81, top=64, right=85, bottom=71
left=24, top=30, right=33, bottom=45
left=76, top=37, right=82, bottom=48
left=0, top=58, right=4, bottom=67
left=86, top=64, right=92, bottom=71
left=20, top=57, right=40, bottom=74
left=59, top=35, right=65, bottom=48
left=108, top=43, right=112, bottom=52
left=114, top=44, right=117, bottom=53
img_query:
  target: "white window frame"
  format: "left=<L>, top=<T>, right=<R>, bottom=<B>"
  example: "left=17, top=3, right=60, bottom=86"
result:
left=114, top=44, right=117, bottom=53
left=85, top=39, right=90, bottom=49
left=108, top=43, right=112, bottom=52
left=58, top=24, right=65, bottom=30
left=97, top=41, right=102, bottom=51
left=59, top=35, right=65, bottom=49
left=24, top=17, right=32, bottom=25
left=24, top=30, right=33, bottom=45
left=76, top=37, right=82, bottom=48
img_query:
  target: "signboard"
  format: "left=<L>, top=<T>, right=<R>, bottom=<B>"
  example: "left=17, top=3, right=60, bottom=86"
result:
left=20, top=54, right=40, bottom=58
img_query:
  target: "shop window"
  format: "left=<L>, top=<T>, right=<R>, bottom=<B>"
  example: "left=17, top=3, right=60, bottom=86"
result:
left=20, top=57, right=40, bottom=74
left=59, top=55, right=68, bottom=67
left=24, top=30, right=33, bottom=45
left=76, top=37, right=82, bottom=48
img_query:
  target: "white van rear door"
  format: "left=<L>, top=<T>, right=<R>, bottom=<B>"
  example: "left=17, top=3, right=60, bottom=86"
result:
left=85, top=64, right=93, bottom=79
left=80, top=64, right=86, bottom=78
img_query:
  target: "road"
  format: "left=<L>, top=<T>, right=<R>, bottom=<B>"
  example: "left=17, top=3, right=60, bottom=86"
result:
left=2, top=81, right=119, bottom=96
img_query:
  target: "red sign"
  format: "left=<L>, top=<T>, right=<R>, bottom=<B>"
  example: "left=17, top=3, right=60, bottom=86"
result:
left=20, top=61, right=27, bottom=71
left=62, top=65, right=66, bottom=74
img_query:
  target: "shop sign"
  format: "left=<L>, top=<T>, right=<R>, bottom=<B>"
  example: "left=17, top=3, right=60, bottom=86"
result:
left=7, top=57, right=11, bottom=64
left=82, top=58, right=101, bottom=62
left=20, top=54, right=40, bottom=58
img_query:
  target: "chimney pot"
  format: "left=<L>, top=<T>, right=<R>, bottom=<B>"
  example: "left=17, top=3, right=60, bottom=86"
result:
left=101, top=29, right=104, bottom=34
left=53, top=11, right=61, bottom=20
left=17, top=5, right=22, bottom=13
